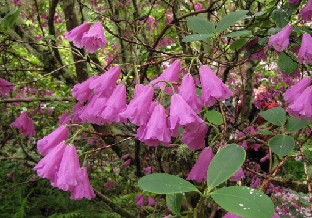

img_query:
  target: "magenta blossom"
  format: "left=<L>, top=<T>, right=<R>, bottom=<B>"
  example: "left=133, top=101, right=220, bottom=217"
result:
left=199, top=65, right=233, bottom=107
left=0, top=78, right=14, bottom=97
left=283, top=77, right=311, bottom=104
left=298, top=33, right=312, bottom=64
left=187, top=147, right=214, bottom=182
left=268, top=24, right=292, bottom=52
left=150, top=60, right=181, bottom=94
left=135, top=194, right=145, bottom=207
left=147, top=196, right=156, bottom=206
left=223, top=213, right=242, bottom=218
left=65, top=22, right=91, bottom=48
left=54, top=145, right=81, bottom=191
left=58, top=112, right=70, bottom=125
left=81, top=21, right=107, bottom=53
left=178, top=74, right=202, bottom=113
left=182, top=121, right=208, bottom=151
left=100, top=84, right=127, bottom=123
left=287, top=86, right=312, bottom=121
left=136, top=103, right=171, bottom=147
left=37, top=125, right=70, bottom=156
left=71, top=76, right=98, bottom=102
left=70, top=168, right=96, bottom=200
left=230, top=168, right=245, bottom=181
left=79, top=95, right=107, bottom=125
left=34, top=142, right=66, bottom=183
left=300, top=0, right=312, bottom=21
left=120, top=84, right=154, bottom=126
left=11, top=112, right=35, bottom=137
left=288, top=0, right=299, bottom=4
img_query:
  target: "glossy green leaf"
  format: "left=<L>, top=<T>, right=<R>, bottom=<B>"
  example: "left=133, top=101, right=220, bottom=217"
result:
left=229, top=38, right=248, bottom=51
left=278, top=53, right=298, bottom=75
left=223, top=30, right=252, bottom=38
left=216, top=10, right=249, bottom=33
left=182, top=34, right=213, bottom=42
left=166, top=193, right=183, bottom=215
left=205, top=110, right=223, bottom=125
left=187, top=16, right=215, bottom=34
left=259, top=107, right=286, bottom=127
left=269, top=134, right=295, bottom=157
left=272, top=9, right=289, bottom=28
left=138, top=173, right=199, bottom=194
left=286, top=116, right=309, bottom=132
left=211, top=186, right=274, bottom=218
left=207, top=144, right=246, bottom=189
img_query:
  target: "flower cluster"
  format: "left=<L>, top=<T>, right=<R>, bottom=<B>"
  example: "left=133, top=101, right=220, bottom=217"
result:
left=34, top=126, right=95, bottom=200
left=65, top=21, right=107, bottom=53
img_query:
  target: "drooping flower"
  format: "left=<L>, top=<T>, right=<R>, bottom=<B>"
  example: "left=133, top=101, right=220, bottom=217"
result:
left=135, top=194, right=145, bottom=207
left=120, top=84, right=154, bottom=126
left=81, top=21, right=107, bottom=53
left=187, top=147, right=214, bottom=182
left=147, top=196, right=156, bottom=206
left=100, top=84, right=127, bottom=123
left=79, top=95, right=107, bottom=125
left=70, top=168, right=96, bottom=200
left=54, top=145, right=81, bottom=191
left=71, top=102, right=84, bottom=124
left=34, top=142, right=66, bottom=183
left=178, top=74, right=202, bottom=113
left=0, top=78, right=14, bottom=97
left=123, top=159, right=131, bottom=167
left=287, top=86, right=312, bottom=120
left=283, top=77, right=311, bottom=104
left=300, top=0, right=312, bottom=22
left=65, top=22, right=91, bottom=48
left=89, top=66, right=120, bottom=97
left=58, top=112, right=70, bottom=125
left=143, top=166, right=153, bottom=174
left=199, top=65, right=233, bottom=107
left=71, top=76, right=98, bottom=102
left=150, top=60, right=181, bottom=93
left=11, top=112, right=35, bottom=137
left=230, top=168, right=245, bottom=181
left=136, top=103, right=171, bottom=147
left=182, top=121, right=208, bottom=151
left=37, top=125, right=70, bottom=156
left=298, top=33, right=312, bottom=64
left=169, top=94, right=203, bottom=135
left=223, top=213, right=242, bottom=218
left=268, top=24, right=292, bottom=52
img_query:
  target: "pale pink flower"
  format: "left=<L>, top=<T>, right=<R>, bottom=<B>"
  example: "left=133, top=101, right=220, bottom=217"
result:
left=65, top=22, right=91, bottom=48
left=11, top=112, right=35, bottom=137
left=71, top=76, right=98, bottom=102
left=70, top=168, right=96, bottom=200
left=81, top=21, right=107, bottom=53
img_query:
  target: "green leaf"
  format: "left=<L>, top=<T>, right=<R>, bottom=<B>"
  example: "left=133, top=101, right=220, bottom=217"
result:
left=211, top=186, right=274, bottom=218
left=138, top=173, right=199, bottom=194
left=182, top=34, right=213, bottom=42
left=0, top=8, right=21, bottom=30
left=187, top=16, right=215, bottom=34
left=229, top=38, right=247, bottom=51
left=286, top=116, right=309, bottom=132
left=259, top=107, right=286, bottom=127
left=277, top=53, right=298, bottom=74
left=207, top=144, right=246, bottom=189
left=205, top=110, right=223, bottom=125
left=272, top=9, right=289, bottom=28
left=223, top=30, right=252, bottom=38
left=216, top=10, right=249, bottom=33
left=268, top=134, right=295, bottom=157
left=166, top=193, right=183, bottom=215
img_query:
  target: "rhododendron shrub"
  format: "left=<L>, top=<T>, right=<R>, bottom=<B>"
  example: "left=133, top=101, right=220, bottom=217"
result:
left=1, top=1, right=312, bottom=217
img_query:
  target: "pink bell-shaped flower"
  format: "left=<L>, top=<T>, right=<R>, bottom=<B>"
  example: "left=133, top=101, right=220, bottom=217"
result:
left=199, top=65, right=233, bottom=107
left=120, top=84, right=154, bottom=126
left=70, top=168, right=96, bottom=200
left=178, top=74, right=202, bottom=113
left=147, top=196, right=156, bottom=206
left=287, top=86, right=312, bottom=121
left=283, top=77, right=311, bottom=104
left=58, top=112, right=70, bottom=125
left=37, top=125, right=70, bottom=156
left=100, top=84, right=127, bottom=123
left=300, top=0, right=312, bottom=22
left=11, top=112, right=35, bottom=137
left=268, top=24, right=292, bottom=52
left=182, top=121, right=208, bottom=151
left=89, top=66, right=120, bottom=97
left=54, top=145, right=81, bottom=191
left=34, top=142, right=66, bottom=183
left=223, top=213, right=242, bottom=218
left=298, top=33, right=312, bottom=64
left=81, top=21, right=107, bottom=53
left=136, top=103, right=171, bottom=147
left=187, top=147, right=214, bottom=182
left=135, top=194, right=145, bottom=207
left=0, top=78, right=14, bottom=97
left=150, top=60, right=181, bottom=93
left=230, top=168, right=245, bottom=181
left=65, top=22, right=91, bottom=48
left=71, top=76, right=98, bottom=103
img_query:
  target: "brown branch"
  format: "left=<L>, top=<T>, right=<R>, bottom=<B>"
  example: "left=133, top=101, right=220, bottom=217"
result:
left=0, top=97, right=72, bottom=104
